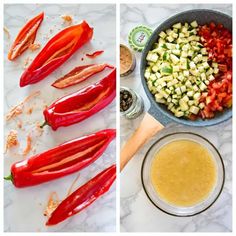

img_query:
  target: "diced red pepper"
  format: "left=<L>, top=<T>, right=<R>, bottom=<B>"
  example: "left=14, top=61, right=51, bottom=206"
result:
left=51, top=63, right=114, bottom=89
left=46, top=164, right=116, bottom=226
left=42, top=68, right=116, bottom=130
left=198, top=22, right=232, bottom=119
left=8, top=12, right=44, bottom=61
left=20, top=21, right=93, bottom=87
left=4, top=129, right=116, bottom=187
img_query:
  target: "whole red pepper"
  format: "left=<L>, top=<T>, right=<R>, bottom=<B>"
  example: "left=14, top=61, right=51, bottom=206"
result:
left=8, top=12, right=44, bottom=61
left=51, top=63, right=114, bottom=89
left=20, top=20, right=93, bottom=87
left=46, top=164, right=116, bottom=226
left=42, top=68, right=116, bottom=130
left=4, top=129, right=115, bottom=187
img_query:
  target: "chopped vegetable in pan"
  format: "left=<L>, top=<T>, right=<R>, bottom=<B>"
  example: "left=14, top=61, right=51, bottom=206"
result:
left=144, top=21, right=232, bottom=119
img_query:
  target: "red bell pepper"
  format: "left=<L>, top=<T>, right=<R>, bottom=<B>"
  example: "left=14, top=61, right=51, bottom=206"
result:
left=46, top=164, right=116, bottom=226
left=20, top=20, right=93, bottom=87
left=51, top=63, right=114, bottom=89
left=199, top=22, right=232, bottom=119
left=8, top=12, right=44, bottom=61
left=4, top=129, right=116, bottom=187
left=42, top=68, right=116, bottom=130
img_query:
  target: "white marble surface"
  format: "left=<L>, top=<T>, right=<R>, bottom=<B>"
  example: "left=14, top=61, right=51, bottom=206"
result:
left=120, top=4, right=232, bottom=232
left=4, top=4, right=116, bottom=232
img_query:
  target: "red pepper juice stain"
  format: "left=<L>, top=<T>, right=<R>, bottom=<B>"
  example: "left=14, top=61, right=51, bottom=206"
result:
left=86, top=50, right=104, bottom=58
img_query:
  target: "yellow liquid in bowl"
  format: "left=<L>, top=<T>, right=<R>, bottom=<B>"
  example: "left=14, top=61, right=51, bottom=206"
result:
left=151, top=140, right=217, bottom=207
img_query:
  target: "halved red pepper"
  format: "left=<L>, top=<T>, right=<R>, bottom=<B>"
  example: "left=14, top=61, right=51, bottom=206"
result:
left=20, top=20, right=93, bottom=87
left=4, top=129, right=116, bottom=187
left=51, top=63, right=114, bottom=89
left=8, top=12, right=44, bottom=61
left=42, top=68, right=116, bottom=130
left=46, top=164, right=116, bottom=226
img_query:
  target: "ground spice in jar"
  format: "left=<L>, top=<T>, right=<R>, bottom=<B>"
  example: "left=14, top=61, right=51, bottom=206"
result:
left=120, top=44, right=136, bottom=76
left=120, top=90, right=133, bottom=112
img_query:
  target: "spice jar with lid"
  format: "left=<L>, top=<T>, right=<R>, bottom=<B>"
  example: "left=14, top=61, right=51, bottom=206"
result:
left=120, top=86, right=144, bottom=119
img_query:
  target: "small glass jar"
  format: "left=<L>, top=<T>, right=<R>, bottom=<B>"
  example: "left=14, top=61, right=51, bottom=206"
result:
left=120, top=86, right=144, bottom=119
left=120, top=44, right=136, bottom=77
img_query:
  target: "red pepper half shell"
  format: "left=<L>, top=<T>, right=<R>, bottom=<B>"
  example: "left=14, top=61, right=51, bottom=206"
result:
left=5, top=129, right=116, bottom=187
left=8, top=12, right=44, bottom=61
left=51, top=63, right=114, bottom=89
left=43, top=68, right=116, bottom=130
left=20, top=20, right=93, bottom=87
left=46, top=164, right=116, bottom=226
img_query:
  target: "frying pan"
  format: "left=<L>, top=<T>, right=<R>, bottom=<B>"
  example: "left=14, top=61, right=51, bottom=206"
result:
left=121, top=9, right=232, bottom=170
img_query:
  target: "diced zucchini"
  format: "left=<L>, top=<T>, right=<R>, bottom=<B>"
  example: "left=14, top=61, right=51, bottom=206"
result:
left=144, top=71, right=151, bottom=79
left=146, top=52, right=159, bottom=62
left=180, top=86, right=186, bottom=93
left=190, top=21, right=198, bottom=28
left=200, top=48, right=207, bottom=55
left=150, top=74, right=156, bottom=81
left=185, top=80, right=192, bottom=88
left=199, top=82, right=207, bottom=91
left=199, top=103, right=205, bottom=109
left=193, top=85, right=199, bottom=91
left=189, top=61, right=196, bottom=69
left=144, top=20, right=216, bottom=119
left=167, top=36, right=175, bottom=42
left=161, top=66, right=173, bottom=75
left=202, top=62, right=209, bottom=69
left=175, top=111, right=184, bottom=117
left=213, top=68, right=219, bottom=74
left=187, top=91, right=194, bottom=97
left=183, top=70, right=189, bottom=77
left=173, top=22, right=182, bottom=29
left=175, top=87, right=182, bottom=95
left=159, top=31, right=167, bottom=38
left=179, top=99, right=189, bottom=111
left=182, top=95, right=189, bottom=102
left=212, top=62, right=218, bottom=68
left=152, top=65, right=158, bottom=73
left=190, top=106, right=200, bottom=114
left=208, top=75, right=215, bottom=81
left=193, top=92, right=201, bottom=100
left=172, top=49, right=181, bottom=56
left=170, top=54, right=180, bottom=64
left=173, top=65, right=180, bottom=72
left=163, top=52, right=170, bottom=61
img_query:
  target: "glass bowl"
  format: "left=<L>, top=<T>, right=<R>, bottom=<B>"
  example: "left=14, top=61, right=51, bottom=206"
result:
left=141, top=132, right=225, bottom=217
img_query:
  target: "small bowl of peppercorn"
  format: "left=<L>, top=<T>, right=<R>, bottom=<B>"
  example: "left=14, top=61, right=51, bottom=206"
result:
left=120, top=87, right=144, bottom=119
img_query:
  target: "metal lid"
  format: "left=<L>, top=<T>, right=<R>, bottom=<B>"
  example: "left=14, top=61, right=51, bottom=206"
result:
left=128, top=25, right=153, bottom=52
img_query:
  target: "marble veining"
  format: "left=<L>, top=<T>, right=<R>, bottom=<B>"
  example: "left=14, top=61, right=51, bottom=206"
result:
left=120, top=4, right=232, bottom=232
left=4, top=4, right=116, bottom=232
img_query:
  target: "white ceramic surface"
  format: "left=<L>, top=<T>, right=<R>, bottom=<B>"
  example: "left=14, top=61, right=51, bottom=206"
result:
left=4, top=4, right=116, bottom=232
left=120, top=4, right=232, bottom=232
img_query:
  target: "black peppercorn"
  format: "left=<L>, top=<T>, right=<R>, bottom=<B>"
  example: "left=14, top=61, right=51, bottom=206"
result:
left=120, top=90, right=133, bottom=112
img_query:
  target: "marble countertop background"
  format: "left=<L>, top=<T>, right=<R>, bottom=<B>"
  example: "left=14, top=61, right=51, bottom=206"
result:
left=4, top=4, right=116, bottom=232
left=120, top=4, right=232, bottom=232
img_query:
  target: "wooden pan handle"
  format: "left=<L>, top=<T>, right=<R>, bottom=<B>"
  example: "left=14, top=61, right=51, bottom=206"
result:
left=120, top=113, right=164, bottom=171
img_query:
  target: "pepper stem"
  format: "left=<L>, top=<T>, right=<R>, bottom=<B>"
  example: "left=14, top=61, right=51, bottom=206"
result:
left=4, top=174, right=13, bottom=182
left=40, top=120, right=48, bottom=129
